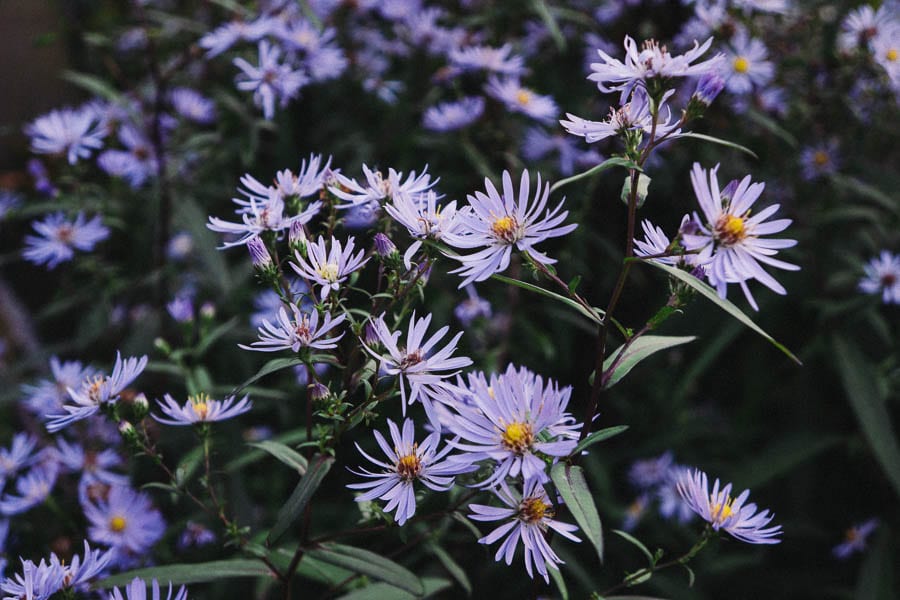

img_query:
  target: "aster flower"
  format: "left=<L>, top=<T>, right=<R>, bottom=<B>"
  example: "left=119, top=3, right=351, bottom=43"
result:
left=832, top=518, right=879, bottom=559
left=45, top=352, right=148, bottom=433
left=422, top=97, right=485, bottom=131
left=207, top=189, right=321, bottom=249
left=272, top=154, right=334, bottom=200
left=447, top=365, right=579, bottom=487
left=799, top=140, right=840, bottom=181
left=622, top=495, right=649, bottom=531
left=521, top=127, right=602, bottom=176
left=329, top=164, right=436, bottom=207
left=347, top=418, right=471, bottom=525
left=85, top=486, right=165, bottom=564
left=108, top=577, right=188, bottom=600
left=199, top=17, right=278, bottom=56
left=485, top=77, right=558, bottom=122
left=0, top=557, right=65, bottom=600
left=0, top=433, right=39, bottom=480
left=234, top=40, right=308, bottom=119
left=361, top=312, right=472, bottom=421
left=25, top=107, right=106, bottom=165
left=676, top=468, right=782, bottom=544
left=838, top=5, right=896, bottom=53
left=858, top=251, right=900, bottom=304
left=177, top=521, right=217, bottom=550
left=469, top=479, right=580, bottom=582
left=588, top=36, right=722, bottom=102
left=97, top=124, right=158, bottom=188
left=681, top=163, right=799, bottom=311
left=385, top=190, right=465, bottom=244
left=871, top=29, right=900, bottom=86
left=449, top=43, right=525, bottom=75
left=720, top=31, right=774, bottom=94
left=443, top=169, right=577, bottom=287
left=54, top=438, right=128, bottom=490
left=0, top=463, right=59, bottom=515
left=629, top=451, right=676, bottom=489
left=53, top=540, right=114, bottom=591
left=0, top=191, right=21, bottom=221
left=169, top=88, right=216, bottom=124
left=152, top=393, right=252, bottom=425
left=454, top=285, right=492, bottom=327
left=290, top=236, right=369, bottom=301
left=23, top=212, right=110, bottom=269
left=561, top=87, right=681, bottom=145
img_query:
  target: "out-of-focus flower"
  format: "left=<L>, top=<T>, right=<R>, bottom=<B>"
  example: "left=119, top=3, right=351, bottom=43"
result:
left=234, top=40, right=308, bottom=119
left=361, top=312, right=472, bottom=421
left=0, top=462, right=58, bottom=515
left=720, top=31, right=774, bottom=94
left=25, top=107, right=106, bottom=164
left=832, top=518, right=879, bottom=559
left=46, top=352, right=148, bottom=433
left=199, top=17, right=278, bottom=56
left=449, top=44, right=525, bottom=75
left=0, top=191, right=21, bottom=221
left=521, top=127, right=602, bottom=176
left=622, top=494, right=649, bottom=531
left=676, top=468, right=782, bottom=544
left=469, top=479, right=580, bottom=582
left=682, top=163, right=798, bottom=311
left=23, top=212, right=110, bottom=269
left=422, top=97, right=485, bottom=131
left=485, top=77, right=558, bottom=122
left=447, top=365, right=579, bottom=487
left=0, top=433, right=39, bottom=480
left=454, top=285, right=492, bottom=326
left=444, top=169, right=577, bottom=287
left=85, top=486, right=166, bottom=565
left=858, top=251, right=900, bottom=304
left=177, top=521, right=216, bottom=550
left=54, top=438, right=128, bottom=491
left=838, top=5, right=896, bottom=53
left=152, top=393, right=252, bottom=425
left=108, top=577, right=189, bottom=600
left=290, top=236, right=369, bottom=301
left=0, top=557, right=65, bottom=600
left=629, top=451, right=675, bottom=489
left=348, top=418, right=471, bottom=525
left=97, top=125, right=158, bottom=188
left=166, top=296, right=194, bottom=323
left=241, top=304, right=346, bottom=353
left=799, top=140, right=840, bottom=181
left=169, top=88, right=216, bottom=124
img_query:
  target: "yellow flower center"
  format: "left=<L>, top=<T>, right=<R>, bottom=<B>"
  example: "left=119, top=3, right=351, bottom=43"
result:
left=110, top=515, right=127, bottom=532
left=516, top=90, right=532, bottom=106
left=715, top=214, right=748, bottom=246
left=396, top=447, right=422, bottom=480
left=886, top=48, right=898, bottom=62
left=491, top=215, right=520, bottom=243
left=710, top=496, right=734, bottom=526
left=519, top=496, right=553, bottom=524
left=500, top=421, right=534, bottom=454
left=813, top=150, right=830, bottom=166
left=190, top=393, right=211, bottom=420
left=316, top=262, right=339, bottom=282
left=733, top=56, right=750, bottom=74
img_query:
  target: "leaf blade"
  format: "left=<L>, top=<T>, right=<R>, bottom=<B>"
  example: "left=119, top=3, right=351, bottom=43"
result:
left=551, top=463, right=603, bottom=563
left=267, top=454, right=334, bottom=544
left=602, top=335, right=696, bottom=388
left=307, top=543, right=425, bottom=596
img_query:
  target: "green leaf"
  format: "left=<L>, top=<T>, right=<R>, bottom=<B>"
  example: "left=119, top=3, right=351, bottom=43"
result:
left=530, top=0, right=566, bottom=51
left=268, top=454, right=334, bottom=544
left=248, top=440, right=309, bottom=474
left=492, top=274, right=603, bottom=325
left=549, top=156, right=642, bottom=195
left=232, top=358, right=305, bottom=395
left=834, top=336, right=900, bottom=499
left=831, top=174, right=899, bottom=215
left=611, top=530, right=654, bottom=565
left=675, top=132, right=758, bottom=159
left=307, top=543, right=425, bottom=596
left=94, top=559, right=272, bottom=588
left=572, top=425, right=629, bottom=456
left=193, top=317, right=239, bottom=357
left=61, top=70, right=121, bottom=102
left=549, top=561, right=569, bottom=600
left=638, top=261, right=801, bottom=364
left=336, top=577, right=450, bottom=599
left=550, top=463, right=603, bottom=563
left=427, top=543, right=471, bottom=595
left=605, top=596, right=672, bottom=600
left=746, top=108, right=799, bottom=148
left=225, top=428, right=307, bottom=472
left=855, top=529, right=894, bottom=600
left=602, top=335, right=696, bottom=388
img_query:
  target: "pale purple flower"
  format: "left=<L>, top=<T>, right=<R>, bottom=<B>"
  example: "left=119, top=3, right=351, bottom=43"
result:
left=85, top=486, right=165, bottom=564
left=485, top=77, right=558, bottom=123
left=272, top=154, right=333, bottom=200
left=469, top=479, right=580, bottom=582
left=108, top=577, right=188, bottom=600
left=838, top=5, right=896, bottom=52
left=449, top=44, right=525, bottom=75
left=447, top=365, right=579, bottom=487
left=97, top=125, right=158, bottom=188
left=682, top=163, right=799, bottom=311
left=561, top=87, right=681, bottom=145
left=629, top=451, right=676, bottom=489
left=166, top=295, right=194, bottom=323
left=234, top=40, right=308, bottom=119
left=443, top=169, right=577, bottom=287
left=0, top=433, right=39, bottom=480
left=454, top=285, right=492, bottom=326
left=199, top=16, right=279, bottom=57
left=720, top=31, right=774, bottom=94
left=348, top=418, right=471, bottom=525
left=859, top=251, right=900, bottom=304
left=589, top=36, right=722, bottom=102
left=832, top=518, right=879, bottom=559
left=169, top=88, right=216, bottom=124
left=0, top=462, right=59, bottom=515
left=1, top=557, right=65, bottom=600
left=290, top=236, right=369, bottom=301
left=361, top=312, right=472, bottom=421
left=521, top=127, right=602, bottom=176
left=25, top=107, right=106, bottom=164
left=872, top=29, right=900, bottom=88
left=634, top=215, right=700, bottom=268
left=385, top=190, right=465, bottom=244
left=329, top=164, right=436, bottom=207
left=55, top=540, right=114, bottom=591
left=0, top=191, right=21, bottom=221
left=152, top=393, right=252, bottom=425
left=46, top=352, right=148, bottom=433
left=54, top=438, right=128, bottom=489
left=676, top=468, right=782, bottom=544
left=23, top=212, right=110, bottom=269
left=799, top=140, right=840, bottom=181
left=207, top=189, right=321, bottom=248
left=422, top=97, right=485, bottom=131
left=240, top=303, right=345, bottom=352
left=177, top=521, right=216, bottom=550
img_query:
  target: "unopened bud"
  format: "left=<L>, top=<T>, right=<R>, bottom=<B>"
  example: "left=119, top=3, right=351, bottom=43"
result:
left=309, top=381, right=330, bottom=401
left=374, top=233, right=398, bottom=258
left=686, top=73, right=725, bottom=119
left=132, top=393, right=149, bottom=420
left=118, top=420, right=139, bottom=446
left=289, top=220, right=307, bottom=255
left=363, top=321, right=381, bottom=346
left=247, top=236, right=273, bottom=269
left=200, top=302, right=216, bottom=320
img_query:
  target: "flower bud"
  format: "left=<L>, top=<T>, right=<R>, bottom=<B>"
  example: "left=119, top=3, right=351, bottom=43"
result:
left=247, top=235, right=273, bottom=270
left=289, top=220, right=307, bottom=255
left=132, top=393, right=149, bottom=420
left=200, top=302, right=216, bottom=320
left=309, top=381, right=330, bottom=402
left=374, top=233, right=398, bottom=258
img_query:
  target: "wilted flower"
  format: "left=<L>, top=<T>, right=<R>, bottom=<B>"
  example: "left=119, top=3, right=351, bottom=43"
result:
left=469, top=479, right=580, bottom=582
left=676, top=468, right=782, bottom=544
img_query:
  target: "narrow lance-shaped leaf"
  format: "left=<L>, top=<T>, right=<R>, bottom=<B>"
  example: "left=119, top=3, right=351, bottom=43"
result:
left=549, top=156, right=642, bottom=195
left=572, top=425, right=629, bottom=456
left=249, top=440, right=308, bottom=475
left=232, top=357, right=305, bottom=395
left=602, top=335, right=696, bottom=389
left=267, top=454, right=334, bottom=544
left=637, top=260, right=801, bottom=364
left=492, top=274, right=603, bottom=325
left=550, top=463, right=603, bottom=562
left=307, top=543, right=425, bottom=596
left=94, top=559, right=274, bottom=589
left=675, top=132, right=759, bottom=159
